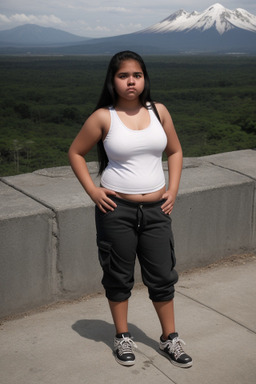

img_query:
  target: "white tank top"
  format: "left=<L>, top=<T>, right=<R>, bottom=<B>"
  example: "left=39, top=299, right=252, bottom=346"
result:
left=101, top=106, right=167, bottom=194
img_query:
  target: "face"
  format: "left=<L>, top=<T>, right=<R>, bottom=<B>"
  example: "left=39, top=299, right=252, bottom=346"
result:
left=113, top=59, right=145, bottom=102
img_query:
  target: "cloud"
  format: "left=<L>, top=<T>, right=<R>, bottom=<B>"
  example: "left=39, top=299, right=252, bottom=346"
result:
left=115, top=23, right=143, bottom=32
left=89, top=7, right=131, bottom=14
left=0, top=1, right=255, bottom=37
left=0, top=13, right=63, bottom=27
left=0, top=14, right=9, bottom=23
left=81, top=24, right=110, bottom=33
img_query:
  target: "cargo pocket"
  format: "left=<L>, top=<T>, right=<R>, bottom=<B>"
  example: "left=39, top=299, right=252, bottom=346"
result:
left=170, top=231, right=176, bottom=271
left=97, top=239, right=135, bottom=296
left=97, top=240, right=112, bottom=272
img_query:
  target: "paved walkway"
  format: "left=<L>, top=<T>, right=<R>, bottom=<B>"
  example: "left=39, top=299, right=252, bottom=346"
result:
left=0, top=254, right=256, bottom=384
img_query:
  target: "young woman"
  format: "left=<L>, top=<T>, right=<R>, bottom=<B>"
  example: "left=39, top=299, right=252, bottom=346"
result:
left=68, top=51, right=192, bottom=368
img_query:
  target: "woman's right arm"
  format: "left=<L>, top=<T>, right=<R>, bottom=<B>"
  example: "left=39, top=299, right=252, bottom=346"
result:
left=68, top=109, right=116, bottom=212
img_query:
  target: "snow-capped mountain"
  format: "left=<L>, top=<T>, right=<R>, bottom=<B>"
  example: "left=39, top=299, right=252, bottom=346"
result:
left=144, top=3, right=256, bottom=35
left=0, top=3, right=255, bottom=54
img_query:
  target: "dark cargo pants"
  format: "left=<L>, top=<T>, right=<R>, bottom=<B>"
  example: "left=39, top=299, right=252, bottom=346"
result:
left=95, top=196, right=178, bottom=302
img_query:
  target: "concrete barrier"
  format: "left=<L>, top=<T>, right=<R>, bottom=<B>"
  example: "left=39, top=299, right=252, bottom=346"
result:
left=0, top=150, right=255, bottom=318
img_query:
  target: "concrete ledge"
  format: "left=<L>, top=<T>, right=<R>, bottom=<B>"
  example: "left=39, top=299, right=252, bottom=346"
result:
left=0, top=150, right=255, bottom=318
left=170, top=153, right=256, bottom=270
left=0, top=183, right=54, bottom=316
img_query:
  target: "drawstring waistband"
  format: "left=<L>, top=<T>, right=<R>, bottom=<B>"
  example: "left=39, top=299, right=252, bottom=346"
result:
left=110, top=195, right=165, bottom=208
left=136, top=204, right=143, bottom=232
left=109, top=196, right=166, bottom=232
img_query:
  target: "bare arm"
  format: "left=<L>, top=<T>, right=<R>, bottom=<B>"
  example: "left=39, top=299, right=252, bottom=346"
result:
left=156, top=103, right=183, bottom=215
left=68, top=109, right=116, bottom=212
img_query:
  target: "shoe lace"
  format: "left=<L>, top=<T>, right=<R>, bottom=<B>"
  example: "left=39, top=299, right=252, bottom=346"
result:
left=167, top=337, right=186, bottom=359
left=117, top=336, right=137, bottom=356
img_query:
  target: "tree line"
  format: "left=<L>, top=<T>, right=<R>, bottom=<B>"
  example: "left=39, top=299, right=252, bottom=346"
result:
left=0, top=55, right=255, bottom=176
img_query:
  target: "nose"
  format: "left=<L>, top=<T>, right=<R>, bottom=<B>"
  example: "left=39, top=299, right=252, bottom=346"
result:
left=127, top=76, right=135, bottom=85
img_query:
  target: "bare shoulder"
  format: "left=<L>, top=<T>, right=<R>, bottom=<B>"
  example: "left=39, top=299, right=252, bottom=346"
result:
left=88, top=107, right=110, bottom=126
left=154, top=102, right=173, bottom=125
left=81, top=107, right=110, bottom=137
left=154, top=102, right=171, bottom=117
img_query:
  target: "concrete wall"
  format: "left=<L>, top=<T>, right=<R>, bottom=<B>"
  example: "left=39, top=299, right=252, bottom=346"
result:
left=0, top=150, right=255, bottom=319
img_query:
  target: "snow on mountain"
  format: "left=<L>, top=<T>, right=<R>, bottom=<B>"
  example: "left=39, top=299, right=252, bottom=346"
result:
left=145, top=3, right=256, bottom=35
left=0, top=3, right=255, bottom=54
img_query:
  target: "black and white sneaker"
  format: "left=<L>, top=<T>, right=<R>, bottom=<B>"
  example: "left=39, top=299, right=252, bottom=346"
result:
left=113, top=332, right=137, bottom=366
left=159, top=332, right=193, bottom=368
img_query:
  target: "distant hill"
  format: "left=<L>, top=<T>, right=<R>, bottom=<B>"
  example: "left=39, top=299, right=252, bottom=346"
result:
left=0, top=3, right=256, bottom=54
left=0, top=24, right=91, bottom=47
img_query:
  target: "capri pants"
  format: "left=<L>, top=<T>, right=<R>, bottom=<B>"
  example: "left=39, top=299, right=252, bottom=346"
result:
left=95, top=196, right=178, bottom=302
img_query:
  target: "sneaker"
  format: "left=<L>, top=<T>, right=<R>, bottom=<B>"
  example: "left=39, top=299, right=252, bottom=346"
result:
left=113, top=332, right=137, bottom=366
left=159, top=332, right=193, bottom=368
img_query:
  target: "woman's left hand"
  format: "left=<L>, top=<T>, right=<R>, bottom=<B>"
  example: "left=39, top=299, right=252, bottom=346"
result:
left=161, top=190, right=176, bottom=215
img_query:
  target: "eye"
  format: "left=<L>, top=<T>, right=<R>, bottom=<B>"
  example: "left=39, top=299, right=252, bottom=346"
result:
left=134, top=72, right=143, bottom=79
left=118, top=74, right=127, bottom=79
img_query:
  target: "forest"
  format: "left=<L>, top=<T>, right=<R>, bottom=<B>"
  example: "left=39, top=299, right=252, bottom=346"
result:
left=0, top=55, right=255, bottom=176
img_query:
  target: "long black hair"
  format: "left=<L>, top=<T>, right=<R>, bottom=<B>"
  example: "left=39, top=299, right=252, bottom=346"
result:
left=94, top=50, right=159, bottom=174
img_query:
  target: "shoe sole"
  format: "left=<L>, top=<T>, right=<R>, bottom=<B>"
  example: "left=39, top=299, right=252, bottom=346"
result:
left=114, top=355, right=135, bottom=366
left=159, top=349, right=193, bottom=368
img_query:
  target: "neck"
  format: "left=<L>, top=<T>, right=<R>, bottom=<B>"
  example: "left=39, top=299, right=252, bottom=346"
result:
left=115, top=98, right=142, bottom=112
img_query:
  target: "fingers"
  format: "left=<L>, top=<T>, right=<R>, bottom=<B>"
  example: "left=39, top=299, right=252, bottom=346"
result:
left=96, top=188, right=117, bottom=213
left=103, top=189, right=117, bottom=208
left=99, top=198, right=116, bottom=212
left=161, top=192, right=175, bottom=215
left=161, top=202, right=174, bottom=215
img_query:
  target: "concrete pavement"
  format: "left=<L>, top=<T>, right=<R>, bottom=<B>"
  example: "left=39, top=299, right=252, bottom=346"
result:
left=0, top=253, right=255, bottom=384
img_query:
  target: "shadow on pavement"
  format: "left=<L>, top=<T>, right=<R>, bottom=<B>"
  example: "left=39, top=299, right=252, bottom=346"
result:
left=72, top=319, right=159, bottom=351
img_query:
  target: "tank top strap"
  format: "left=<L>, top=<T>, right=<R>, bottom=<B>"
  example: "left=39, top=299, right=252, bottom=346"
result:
left=108, top=106, right=118, bottom=129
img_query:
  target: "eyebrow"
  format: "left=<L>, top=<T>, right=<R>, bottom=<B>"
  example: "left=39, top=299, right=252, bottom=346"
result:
left=117, top=71, right=143, bottom=75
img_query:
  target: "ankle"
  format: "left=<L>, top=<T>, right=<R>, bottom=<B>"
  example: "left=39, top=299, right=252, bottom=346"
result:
left=161, top=332, right=178, bottom=342
left=116, top=332, right=131, bottom=338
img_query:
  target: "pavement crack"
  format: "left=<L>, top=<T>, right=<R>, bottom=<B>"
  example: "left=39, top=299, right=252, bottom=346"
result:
left=0, top=178, right=55, bottom=211
left=206, top=161, right=256, bottom=182
left=1, top=178, right=65, bottom=298
left=176, top=290, right=256, bottom=335
left=136, top=349, right=178, bottom=383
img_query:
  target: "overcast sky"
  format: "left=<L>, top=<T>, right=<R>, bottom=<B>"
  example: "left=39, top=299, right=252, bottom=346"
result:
left=1, top=1, right=256, bottom=37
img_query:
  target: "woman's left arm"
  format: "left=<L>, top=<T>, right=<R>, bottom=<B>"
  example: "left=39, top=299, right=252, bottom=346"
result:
left=156, top=103, right=183, bottom=215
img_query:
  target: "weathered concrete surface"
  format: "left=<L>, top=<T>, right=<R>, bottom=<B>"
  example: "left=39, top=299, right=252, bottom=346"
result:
left=0, top=182, right=54, bottom=317
left=0, top=254, right=255, bottom=384
left=202, top=149, right=256, bottom=179
left=171, top=162, right=254, bottom=270
left=0, top=150, right=255, bottom=318
left=1, top=165, right=103, bottom=305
